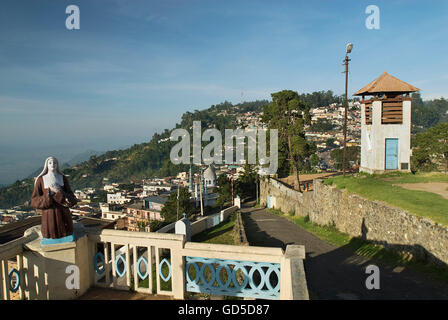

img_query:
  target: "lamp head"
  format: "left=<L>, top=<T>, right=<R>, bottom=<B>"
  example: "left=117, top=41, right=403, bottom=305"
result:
left=346, top=43, right=353, bottom=54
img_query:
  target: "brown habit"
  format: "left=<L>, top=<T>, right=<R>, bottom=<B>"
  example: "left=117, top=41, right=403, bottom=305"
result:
left=31, top=175, right=77, bottom=239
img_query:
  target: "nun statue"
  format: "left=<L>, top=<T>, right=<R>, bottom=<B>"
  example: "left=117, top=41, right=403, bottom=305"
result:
left=31, top=157, right=78, bottom=244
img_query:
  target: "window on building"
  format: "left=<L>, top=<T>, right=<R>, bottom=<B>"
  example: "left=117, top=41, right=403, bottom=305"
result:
left=381, top=100, right=403, bottom=124
left=365, top=102, right=372, bottom=125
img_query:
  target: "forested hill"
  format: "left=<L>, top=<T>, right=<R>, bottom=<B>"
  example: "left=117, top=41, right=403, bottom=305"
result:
left=0, top=99, right=270, bottom=208
left=411, top=93, right=448, bottom=133
left=1, top=90, right=445, bottom=209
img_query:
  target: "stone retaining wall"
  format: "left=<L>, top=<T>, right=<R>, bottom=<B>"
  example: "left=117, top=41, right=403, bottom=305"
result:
left=260, top=177, right=448, bottom=266
left=233, top=211, right=249, bottom=246
left=260, top=178, right=313, bottom=217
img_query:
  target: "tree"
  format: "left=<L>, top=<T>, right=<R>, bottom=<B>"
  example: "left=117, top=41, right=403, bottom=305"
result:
left=118, top=183, right=135, bottom=192
left=309, top=118, right=335, bottom=132
left=160, top=186, right=194, bottom=222
left=262, top=90, right=313, bottom=191
left=330, top=146, right=360, bottom=170
left=412, top=122, right=448, bottom=172
left=326, top=138, right=335, bottom=148
left=215, top=174, right=232, bottom=207
left=297, top=90, right=341, bottom=108
left=411, top=93, right=448, bottom=133
left=91, top=190, right=108, bottom=203
left=235, top=164, right=258, bottom=199
left=310, top=154, right=320, bottom=168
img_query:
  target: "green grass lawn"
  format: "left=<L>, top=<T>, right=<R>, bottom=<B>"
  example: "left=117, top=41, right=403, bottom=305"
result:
left=191, top=213, right=237, bottom=245
left=324, top=172, right=448, bottom=226
left=268, top=208, right=351, bottom=247
left=268, top=208, right=448, bottom=283
left=269, top=208, right=351, bottom=247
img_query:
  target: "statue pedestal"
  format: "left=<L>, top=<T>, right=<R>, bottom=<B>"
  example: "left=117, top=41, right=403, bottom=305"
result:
left=41, top=234, right=75, bottom=245
left=22, top=223, right=92, bottom=300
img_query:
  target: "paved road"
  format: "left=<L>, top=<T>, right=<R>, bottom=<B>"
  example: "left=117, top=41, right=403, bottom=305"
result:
left=241, top=202, right=448, bottom=300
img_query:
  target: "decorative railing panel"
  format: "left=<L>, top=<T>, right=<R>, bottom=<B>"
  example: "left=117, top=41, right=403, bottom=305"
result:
left=0, top=233, right=39, bottom=300
left=185, top=256, right=280, bottom=300
left=89, top=230, right=183, bottom=297
left=1, top=225, right=306, bottom=300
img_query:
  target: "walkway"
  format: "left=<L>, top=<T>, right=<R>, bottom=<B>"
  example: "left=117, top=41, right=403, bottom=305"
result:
left=241, top=202, right=448, bottom=300
left=78, top=288, right=175, bottom=300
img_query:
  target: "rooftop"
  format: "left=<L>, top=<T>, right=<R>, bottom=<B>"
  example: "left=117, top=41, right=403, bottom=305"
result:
left=144, top=196, right=169, bottom=204
left=354, top=72, right=420, bottom=96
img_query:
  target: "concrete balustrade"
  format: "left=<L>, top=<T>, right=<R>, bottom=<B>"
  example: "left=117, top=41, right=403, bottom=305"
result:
left=0, top=221, right=308, bottom=300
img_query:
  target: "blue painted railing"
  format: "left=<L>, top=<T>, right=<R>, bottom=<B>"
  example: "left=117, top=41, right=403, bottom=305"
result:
left=185, top=256, right=280, bottom=300
left=8, top=268, right=20, bottom=293
left=159, top=258, right=172, bottom=282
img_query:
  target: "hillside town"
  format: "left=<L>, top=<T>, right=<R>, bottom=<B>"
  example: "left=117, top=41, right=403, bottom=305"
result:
left=3, top=0, right=448, bottom=304
left=0, top=101, right=362, bottom=228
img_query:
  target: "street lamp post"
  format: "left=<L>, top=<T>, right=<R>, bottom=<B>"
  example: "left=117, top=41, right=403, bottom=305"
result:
left=343, top=43, right=353, bottom=176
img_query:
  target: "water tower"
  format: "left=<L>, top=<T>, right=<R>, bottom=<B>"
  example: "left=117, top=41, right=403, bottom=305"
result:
left=354, top=72, right=420, bottom=174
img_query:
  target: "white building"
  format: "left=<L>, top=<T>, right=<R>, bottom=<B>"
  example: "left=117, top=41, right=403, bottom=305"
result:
left=100, top=203, right=127, bottom=220
left=203, top=165, right=216, bottom=188
left=103, top=184, right=117, bottom=192
left=143, top=184, right=173, bottom=193
left=177, top=171, right=188, bottom=180
left=107, top=192, right=131, bottom=205
left=355, top=72, right=420, bottom=174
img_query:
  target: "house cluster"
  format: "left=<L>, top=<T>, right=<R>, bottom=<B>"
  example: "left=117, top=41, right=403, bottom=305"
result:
left=97, top=178, right=174, bottom=231
left=74, top=188, right=96, bottom=202
left=0, top=209, right=35, bottom=226
left=303, top=102, right=362, bottom=171
left=92, top=164, right=230, bottom=232
left=222, top=101, right=362, bottom=171
left=235, top=111, right=266, bottom=129
left=307, top=101, right=361, bottom=148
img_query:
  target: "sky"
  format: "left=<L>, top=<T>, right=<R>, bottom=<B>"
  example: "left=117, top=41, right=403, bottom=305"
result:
left=0, top=0, right=447, bottom=185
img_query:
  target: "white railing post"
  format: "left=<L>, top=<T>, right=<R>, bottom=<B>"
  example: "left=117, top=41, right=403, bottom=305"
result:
left=148, top=246, right=153, bottom=294
left=104, top=242, right=110, bottom=285
left=155, top=246, right=161, bottom=294
left=279, top=255, right=292, bottom=300
left=132, top=246, right=138, bottom=291
left=171, top=237, right=185, bottom=299
left=281, top=245, right=308, bottom=300
left=17, top=254, right=25, bottom=300
left=22, top=255, right=30, bottom=300
left=111, top=243, right=117, bottom=288
left=0, top=259, right=4, bottom=300
left=125, top=244, right=131, bottom=288
left=2, top=259, right=10, bottom=300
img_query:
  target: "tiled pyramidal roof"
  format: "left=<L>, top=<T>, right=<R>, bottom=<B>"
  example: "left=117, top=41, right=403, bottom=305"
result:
left=354, top=72, right=420, bottom=95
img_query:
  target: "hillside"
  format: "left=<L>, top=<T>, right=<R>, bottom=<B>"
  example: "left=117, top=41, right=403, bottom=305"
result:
left=0, top=100, right=268, bottom=208
left=2, top=91, right=446, bottom=209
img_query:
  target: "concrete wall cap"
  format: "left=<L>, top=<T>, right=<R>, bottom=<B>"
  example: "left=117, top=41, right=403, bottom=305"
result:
left=88, top=228, right=185, bottom=241
left=285, top=245, right=306, bottom=259
left=184, top=242, right=284, bottom=256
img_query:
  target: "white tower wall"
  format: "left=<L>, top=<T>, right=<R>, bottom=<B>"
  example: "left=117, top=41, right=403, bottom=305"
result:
left=360, top=99, right=411, bottom=174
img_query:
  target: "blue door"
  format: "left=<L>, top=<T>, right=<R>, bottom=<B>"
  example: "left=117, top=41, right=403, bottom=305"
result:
left=385, top=138, right=399, bottom=170
left=267, top=195, right=271, bottom=208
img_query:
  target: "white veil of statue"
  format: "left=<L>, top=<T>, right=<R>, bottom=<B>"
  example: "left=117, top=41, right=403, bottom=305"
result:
left=35, top=157, right=65, bottom=192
